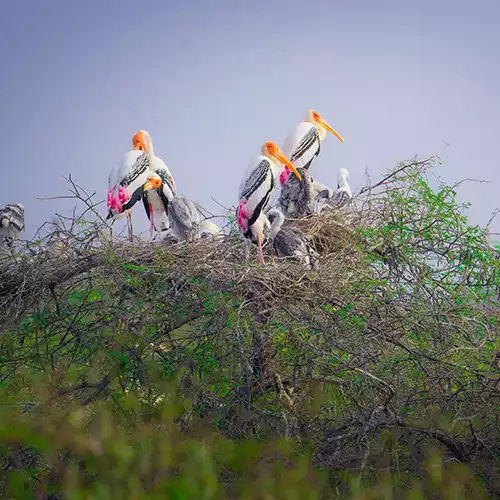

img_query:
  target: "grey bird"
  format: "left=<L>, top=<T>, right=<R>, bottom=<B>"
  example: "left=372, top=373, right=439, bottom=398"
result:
left=279, top=167, right=316, bottom=217
left=0, top=203, right=25, bottom=245
left=266, top=208, right=318, bottom=269
left=167, top=195, right=202, bottom=242
left=316, top=168, right=352, bottom=213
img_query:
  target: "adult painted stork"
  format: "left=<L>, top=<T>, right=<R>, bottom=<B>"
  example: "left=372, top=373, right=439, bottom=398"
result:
left=0, top=203, right=25, bottom=245
left=316, top=167, right=352, bottom=213
left=278, top=109, right=344, bottom=217
left=266, top=208, right=317, bottom=269
left=167, top=195, right=202, bottom=242
left=237, top=142, right=301, bottom=264
left=132, top=130, right=177, bottom=240
left=107, top=150, right=163, bottom=241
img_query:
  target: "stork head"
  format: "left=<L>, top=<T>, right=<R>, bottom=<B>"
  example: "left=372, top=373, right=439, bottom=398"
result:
left=261, top=142, right=302, bottom=182
left=132, top=130, right=152, bottom=154
left=143, top=173, right=162, bottom=192
left=305, top=110, right=344, bottom=143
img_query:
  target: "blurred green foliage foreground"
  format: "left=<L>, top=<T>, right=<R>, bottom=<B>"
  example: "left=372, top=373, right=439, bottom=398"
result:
left=0, top=157, right=499, bottom=499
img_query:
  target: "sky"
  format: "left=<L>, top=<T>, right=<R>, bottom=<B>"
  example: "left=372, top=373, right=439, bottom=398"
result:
left=1, top=0, right=499, bottom=240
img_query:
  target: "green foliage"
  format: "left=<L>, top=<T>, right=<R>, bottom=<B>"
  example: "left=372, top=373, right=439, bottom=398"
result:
left=0, top=156, right=498, bottom=498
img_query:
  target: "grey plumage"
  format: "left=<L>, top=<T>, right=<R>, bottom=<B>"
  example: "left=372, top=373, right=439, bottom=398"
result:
left=279, top=167, right=315, bottom=217
left=267, top=209, right=317, bottom=269
left=316, top=168, right=352, bottom=213
left=0, top=204, right=25, bottom=244
left=167, top=195, right=201, bottom=242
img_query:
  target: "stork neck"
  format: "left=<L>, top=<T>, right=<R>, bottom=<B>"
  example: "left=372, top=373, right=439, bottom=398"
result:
left=315, top=123, right=327, bottom=141
left=146, top=140, right=155, bottom=158
left=337, top=171, right=352, bottom=196
left=338, top=173, right=349, bottom=190
left=141, top=131, right=155, bottom=157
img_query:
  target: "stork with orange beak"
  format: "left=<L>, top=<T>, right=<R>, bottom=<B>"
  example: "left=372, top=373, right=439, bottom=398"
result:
left=107, top=147, right=163, bottom=241
left=237, top=142, right=301, bottom=264
left=132, top=130, right=177, bottom=240
left=278, top=110, right=344, bottom=217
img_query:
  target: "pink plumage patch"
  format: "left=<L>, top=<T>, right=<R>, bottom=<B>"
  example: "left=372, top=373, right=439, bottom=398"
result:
left=237, top=200, right=249, bottom=231
left=279, top=166, right=291, bottom=186
left=108, top=186, right=131, bottom=214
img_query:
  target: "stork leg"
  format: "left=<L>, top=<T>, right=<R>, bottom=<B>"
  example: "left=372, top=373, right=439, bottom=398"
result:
left=256, top=232, right=265, bottom=265
left=127, top=210, right=134, bottom=242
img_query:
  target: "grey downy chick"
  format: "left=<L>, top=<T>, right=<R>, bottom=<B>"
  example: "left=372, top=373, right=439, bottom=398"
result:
left=266, top=208, right=318, bottom=269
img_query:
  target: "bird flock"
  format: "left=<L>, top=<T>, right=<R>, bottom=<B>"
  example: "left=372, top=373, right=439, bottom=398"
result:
left=1, top=109, right=352, bottom=267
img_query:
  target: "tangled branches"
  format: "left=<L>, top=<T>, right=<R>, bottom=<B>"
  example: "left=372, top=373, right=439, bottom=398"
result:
left=0, top=156, right=499, bottom=497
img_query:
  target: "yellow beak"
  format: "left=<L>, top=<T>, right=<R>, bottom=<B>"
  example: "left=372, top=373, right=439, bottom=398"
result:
left=144, top=178, right=162, bottom=191
left=320, top=118, right=344, bottom=143
left=273, top=149, right=302, bottom=181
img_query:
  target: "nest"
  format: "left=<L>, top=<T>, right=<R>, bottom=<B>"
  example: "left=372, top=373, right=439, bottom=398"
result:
left=0, top=201, right=373, bottom=328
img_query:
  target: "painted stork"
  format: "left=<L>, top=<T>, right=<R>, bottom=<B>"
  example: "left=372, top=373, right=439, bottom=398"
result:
left=266, top=208, right=317, bottom=269
left=107, top=149, right=163, bottom=241
left=277, top=166, right=315, bottom=217
left=316, top=168, right=352, bottom=213
left=278, top=109, right=343, bottom=217
left=237, top=142, right=301, bottom=264
left=167, top=195, right=202, bottom=242
left=132, top=130, right=177, bottom=240
left=0, top=204, right=25, bottom=246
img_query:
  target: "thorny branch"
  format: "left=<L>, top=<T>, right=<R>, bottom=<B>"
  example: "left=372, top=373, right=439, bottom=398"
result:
left=0, top=159, right=499, bottom=492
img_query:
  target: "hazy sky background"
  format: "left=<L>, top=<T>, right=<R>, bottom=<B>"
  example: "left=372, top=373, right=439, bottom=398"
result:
left=1, top=0, right=499, bottom=240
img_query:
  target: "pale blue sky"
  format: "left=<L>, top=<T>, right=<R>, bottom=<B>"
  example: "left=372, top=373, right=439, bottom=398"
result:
left=1, top=0, right=499, bottom=238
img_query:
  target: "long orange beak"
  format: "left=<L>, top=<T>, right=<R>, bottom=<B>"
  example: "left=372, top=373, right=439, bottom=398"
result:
left=133, top=132, right=147, bottom=151
left=144, top=178, right=162, bottom=191
left=320, top=119, right=344, bottom=143
left=273, top=149, right=302, bottom=181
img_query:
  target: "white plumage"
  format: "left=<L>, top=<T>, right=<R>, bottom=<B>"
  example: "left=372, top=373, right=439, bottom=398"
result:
left=132, top=130, right=177, bottom=239
left=107, top=149, right=162, bottom=241
left=237, top=142, right=301, bottom=264
left=282, top=121, right=322, bottom=170
left=199, top=220, right=224, bottom=239
left=279, top=110, right=344, bottom=217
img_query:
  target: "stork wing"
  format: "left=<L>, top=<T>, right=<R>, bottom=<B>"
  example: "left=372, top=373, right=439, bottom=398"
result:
left=152, top=157, right=177, bottom=196
left=282, top=123, right=320, bottom=170
left=169, top=196, right=200, bottom=231
left=109, top=151, right=152, bottom=215
left=238, top=158, right=274, bottom=231
left=0, top=204, right=25, bottom=232
left=330, top=188, right=352, bottom=209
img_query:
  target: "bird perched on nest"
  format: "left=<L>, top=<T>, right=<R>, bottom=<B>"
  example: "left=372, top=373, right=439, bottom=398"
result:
left=132, top=129, right=177, bottom=240
left=316, top=168, right=352, bottom=213
left=237, top=142, right=301, bottom=264
left=166, top=195, right=203, bottom=242
left=278, top=166, right=315, bottom=218
left=266, top=208, right=318, bottom=269
left=0, top=204, right=25, bottom=245
left=278, top=110, right=343, bottom=217
left=107, top=147, right=164, bottom=241
left=199, top=220, right=225, bottom=240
